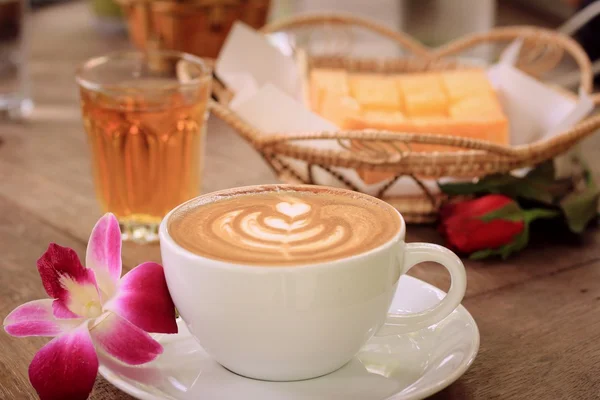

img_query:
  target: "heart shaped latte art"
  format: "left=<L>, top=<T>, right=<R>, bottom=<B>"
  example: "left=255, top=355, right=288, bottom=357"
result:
left=275, top=201, right=311, bottom=219
left=216, top=198, right=327, bottom=246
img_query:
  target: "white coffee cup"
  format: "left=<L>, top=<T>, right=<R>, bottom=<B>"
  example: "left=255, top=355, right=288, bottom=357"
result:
left=159, top=189, right=467, bottom=382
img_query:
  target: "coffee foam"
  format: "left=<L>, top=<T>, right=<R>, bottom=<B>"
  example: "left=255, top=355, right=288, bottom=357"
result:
left=167, top=185, right=401, bottom=266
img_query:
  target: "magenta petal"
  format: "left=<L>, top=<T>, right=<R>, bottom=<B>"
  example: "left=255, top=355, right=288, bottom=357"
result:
left=91, top=312, right=163, bottom=365
left=52, top=300, right=81, bottom=319
left=85, top=213, right=122, bottom=299
left=105, top=262, right=177, bottom=334
left=37, top=243, right=96, bottom=301
left=4, top=299, right=81, bottom=337
left=29, top=324, right=98, bottom=400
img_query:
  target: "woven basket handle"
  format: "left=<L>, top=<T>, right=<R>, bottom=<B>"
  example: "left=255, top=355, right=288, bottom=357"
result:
left=433, top=26, right=596, bottom=104
left=260, top=13, right=431, bottom=59
left=557, top=2, right=600, bottom=106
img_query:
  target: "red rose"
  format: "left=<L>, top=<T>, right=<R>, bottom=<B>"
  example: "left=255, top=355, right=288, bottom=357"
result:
left=439, top=194, right=525, bottom=254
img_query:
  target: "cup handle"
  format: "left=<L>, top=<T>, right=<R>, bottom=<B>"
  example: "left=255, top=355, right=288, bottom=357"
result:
left=375, top=243, right=467, bottom=336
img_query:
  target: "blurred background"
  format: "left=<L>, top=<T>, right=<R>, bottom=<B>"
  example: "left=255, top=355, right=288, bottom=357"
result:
left=17, top=0, right=599, bottom=55
left=4, top=0, right=595, bottom=165
left=10, top=0, right=598, bottom=81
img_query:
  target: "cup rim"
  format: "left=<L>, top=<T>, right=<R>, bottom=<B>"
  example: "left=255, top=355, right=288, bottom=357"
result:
left=75, top=50, right=211, bottom=92
left=159, top=184, right=407, bottom=270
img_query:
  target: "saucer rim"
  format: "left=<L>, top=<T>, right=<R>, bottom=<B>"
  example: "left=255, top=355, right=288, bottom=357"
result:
left=99, top=275, right=480, bottom=400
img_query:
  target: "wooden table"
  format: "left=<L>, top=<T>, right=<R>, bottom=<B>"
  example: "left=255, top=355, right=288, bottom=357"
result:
left=1, top=2, right=600, bottom=399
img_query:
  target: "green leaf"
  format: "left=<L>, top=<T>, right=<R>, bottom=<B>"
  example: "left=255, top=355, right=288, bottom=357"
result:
left=521, top=161, right=568, bottom=203
left=438, top=175, right=516, bottom=196
left=469, top=248, right=495, bottom=260
left=559, top=183, right=600, bottom=233
left=509, top=184, right=555, bottom=204
left=467, top=227, right=530, bottom=260
left=438, top=161, right=569, bottom=204
left=523, top=208, right=560, bottom=224
left=500, top=227, right=529, bottom=259
left=471, top=203, right=558, bottom=260
left=478, top=202, right=524, bottom=222
left=504, top=208, right=558, bottom=257
left=584, top=167, right=595, bottom=187
left=439, top=172, right=554, bottom=204
left=525, top=160, right=555, bottom=183
left=469, top=202, right=529, bottom=260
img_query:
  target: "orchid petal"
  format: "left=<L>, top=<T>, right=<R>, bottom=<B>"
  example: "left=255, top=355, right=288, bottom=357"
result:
left=104, top=262, right=178, bottom=334
left=85, top=213, right=122, bottom=300
left=29, top=323, right=98, bottom=400
left=37, top=243, right=98, bottom=302
left=52, top=300, right=81, bottom=319
left=3, top=299, right=81, bottom=337
left=91, top=312, right=163, bottom=365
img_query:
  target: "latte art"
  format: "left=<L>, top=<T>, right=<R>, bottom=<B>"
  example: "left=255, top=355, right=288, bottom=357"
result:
left=167, top=186, right=401, bottom=266
left=213, top=199, right=352, bottom=256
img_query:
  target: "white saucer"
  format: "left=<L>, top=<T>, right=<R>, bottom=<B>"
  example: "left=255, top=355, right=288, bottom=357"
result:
left=99, top=275, right=479, bottom=400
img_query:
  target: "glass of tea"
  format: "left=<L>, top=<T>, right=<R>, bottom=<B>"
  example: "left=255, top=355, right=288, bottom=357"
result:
left=76, top=51, right=211, bottom=243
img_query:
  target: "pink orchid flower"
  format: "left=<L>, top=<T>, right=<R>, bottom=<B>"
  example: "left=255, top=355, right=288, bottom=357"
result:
left=3, top=213, right=178, bottom=400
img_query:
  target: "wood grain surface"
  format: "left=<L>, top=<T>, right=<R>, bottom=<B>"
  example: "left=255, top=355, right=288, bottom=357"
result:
left=1, top=2, right=599, bottom=399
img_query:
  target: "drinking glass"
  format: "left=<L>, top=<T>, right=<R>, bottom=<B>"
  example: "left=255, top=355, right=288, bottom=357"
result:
left=76, top=51, right=211, bottom=243
left=0, top=0, right=32, bottom=117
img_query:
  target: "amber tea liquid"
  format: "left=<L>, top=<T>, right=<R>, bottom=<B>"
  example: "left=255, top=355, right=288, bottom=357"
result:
left=80, top=80, right=209, bottom=241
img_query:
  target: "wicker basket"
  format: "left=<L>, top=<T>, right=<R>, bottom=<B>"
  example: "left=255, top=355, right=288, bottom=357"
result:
left=117, top=0, right=271, bottom=58
left=209, top=14, right=600, bottom=223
